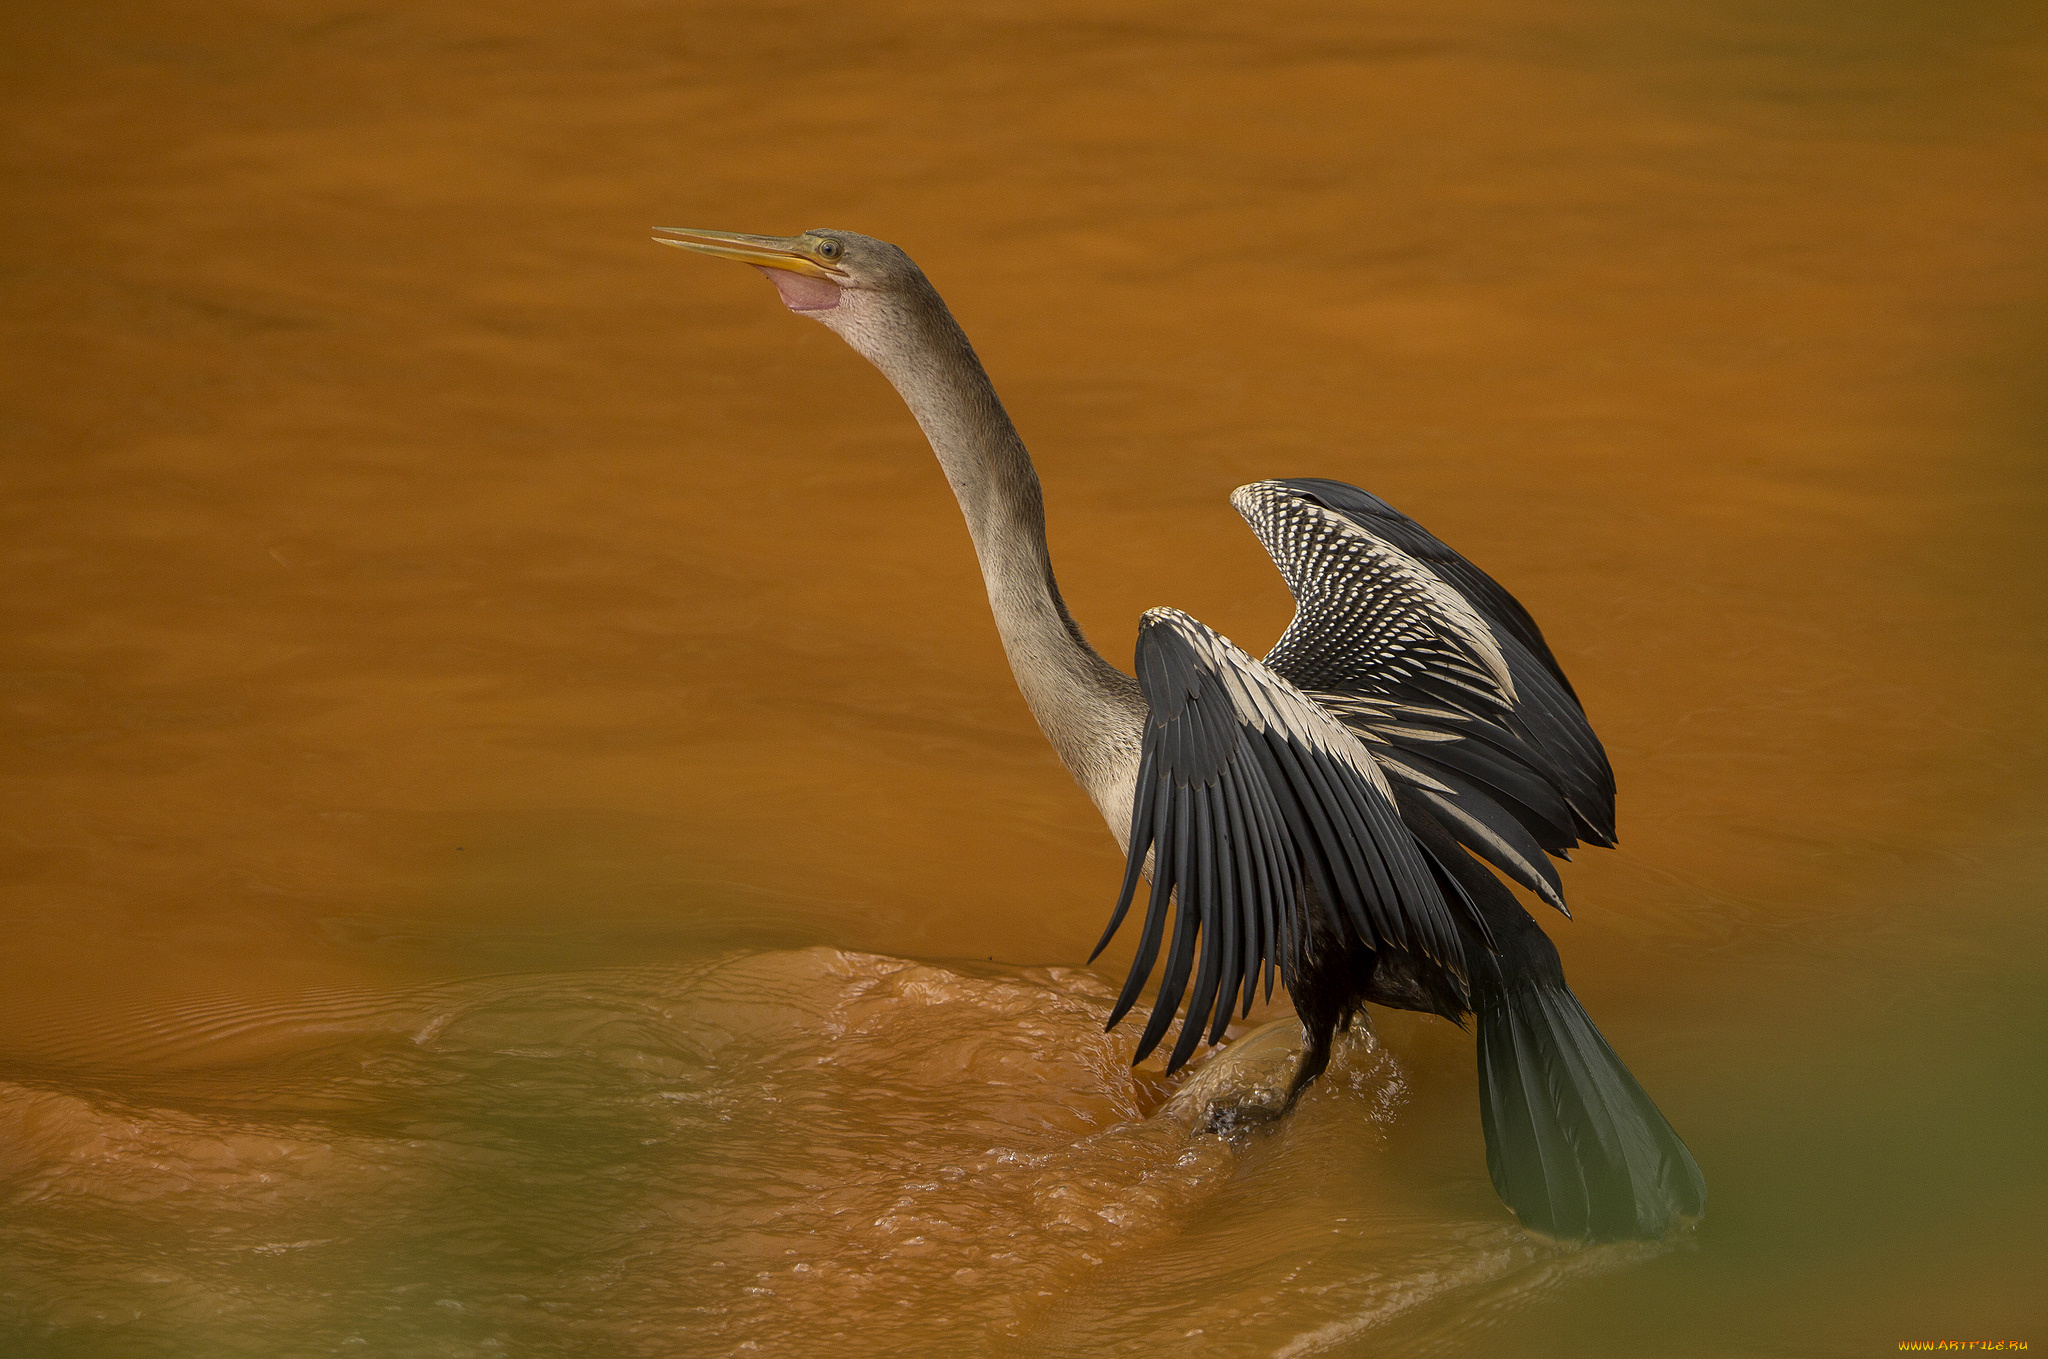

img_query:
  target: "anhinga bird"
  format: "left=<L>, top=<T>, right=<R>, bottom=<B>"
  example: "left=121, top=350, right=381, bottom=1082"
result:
left=655, top=226, right=1705, bottom=1242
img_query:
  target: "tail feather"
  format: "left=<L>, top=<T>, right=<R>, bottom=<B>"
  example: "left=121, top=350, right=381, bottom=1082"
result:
left=1477, top=980, right=1706, bottom=1241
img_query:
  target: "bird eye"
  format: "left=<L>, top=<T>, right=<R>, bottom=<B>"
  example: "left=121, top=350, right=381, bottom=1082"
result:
left=815, top=238, right=843, bottom=261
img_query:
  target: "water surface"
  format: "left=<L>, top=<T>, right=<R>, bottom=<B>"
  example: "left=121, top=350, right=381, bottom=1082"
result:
left=2, top=0, right=2044, bottom=1354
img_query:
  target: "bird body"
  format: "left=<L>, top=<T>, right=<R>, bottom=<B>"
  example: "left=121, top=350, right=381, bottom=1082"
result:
left=657, top=226, right=1704, bottom=1241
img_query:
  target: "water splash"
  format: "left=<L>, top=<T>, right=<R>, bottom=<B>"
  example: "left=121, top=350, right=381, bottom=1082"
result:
left=0, top=949, right=1661, bottom=1356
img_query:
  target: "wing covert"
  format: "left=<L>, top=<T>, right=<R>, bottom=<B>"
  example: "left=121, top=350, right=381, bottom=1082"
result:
left=1263, top=477, right=1578, bottom=696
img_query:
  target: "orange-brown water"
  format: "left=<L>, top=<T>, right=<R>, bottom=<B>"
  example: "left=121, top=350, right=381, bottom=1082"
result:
left=3, top=1, right=2045, bottom=1354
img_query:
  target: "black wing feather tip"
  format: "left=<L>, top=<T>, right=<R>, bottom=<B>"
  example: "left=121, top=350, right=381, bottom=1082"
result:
left=1136, top=787, right=1202, bottom=1065
left=1094, top=765, right=1158, bottom=963
left=1174, top=790, right=1225, bottom=1067
left=1204, top=782, right=1247, bottom=1040
left=1413, top=783, right=1571, bottom=917
left=1215, top=771, right=1259, bottom=1023
left=1107, top=811, right=1177, bottom=1034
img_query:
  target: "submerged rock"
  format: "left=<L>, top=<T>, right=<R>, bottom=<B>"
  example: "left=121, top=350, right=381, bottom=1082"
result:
left=1155, top=1017, right=1308, bottom=1132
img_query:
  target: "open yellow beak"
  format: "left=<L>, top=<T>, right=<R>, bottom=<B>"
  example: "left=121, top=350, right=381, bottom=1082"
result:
left=651, top=227, right=843, bottom=279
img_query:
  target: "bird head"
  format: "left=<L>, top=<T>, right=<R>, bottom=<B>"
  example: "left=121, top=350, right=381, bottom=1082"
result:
left=652, top=226, right=942, bottom=362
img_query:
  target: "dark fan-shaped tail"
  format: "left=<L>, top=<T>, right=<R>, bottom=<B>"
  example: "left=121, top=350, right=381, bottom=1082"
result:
left=1390, top=785, right=1703, bottom=1241
left=1475, top=974, right=1706, bottom=1241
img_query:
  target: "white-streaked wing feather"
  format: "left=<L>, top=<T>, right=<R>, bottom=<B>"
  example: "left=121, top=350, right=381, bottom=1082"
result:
left=1233, top=482, right=1516, bottom=715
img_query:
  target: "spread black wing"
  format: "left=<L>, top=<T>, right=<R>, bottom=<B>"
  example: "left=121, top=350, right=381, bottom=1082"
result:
left=1091, top=608, right=1484, bottom=1072
left=1231, top=479, right=1617, bottom=914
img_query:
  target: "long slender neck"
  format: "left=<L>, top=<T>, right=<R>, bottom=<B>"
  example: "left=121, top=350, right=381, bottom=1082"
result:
left=841, top=284, right=1138, bottom=778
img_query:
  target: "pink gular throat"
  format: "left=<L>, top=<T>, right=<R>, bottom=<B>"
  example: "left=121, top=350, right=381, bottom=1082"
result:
left=756, top=265, right=842, bottom=313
